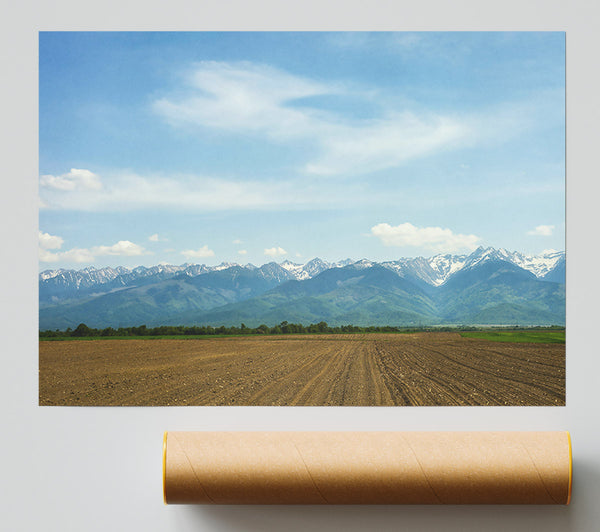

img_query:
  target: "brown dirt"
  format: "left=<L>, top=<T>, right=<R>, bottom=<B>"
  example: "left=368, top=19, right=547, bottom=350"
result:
left=38, top=332, right=565, bottom=406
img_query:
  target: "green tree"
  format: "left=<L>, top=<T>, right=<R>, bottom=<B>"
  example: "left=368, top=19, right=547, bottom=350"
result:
left=72, top=323, right=92, bottom=337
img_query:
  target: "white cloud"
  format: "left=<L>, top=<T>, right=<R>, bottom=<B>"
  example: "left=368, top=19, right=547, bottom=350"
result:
left=371, top=222, right=481, bottom=254
left=237, top=249, right=248, bottom=255
left=38, top=231, right=93, bottom=263
left=39, top=237, right=148, bottom=263
left=232, top=239, right=243, bottom=245
left=527, top=225, right=554, bottom=236
left=305, top=112, right=469, bottom=176
left=91, top=241, right=147, bottom=256
left=39, top=247, right=95, bottom=263
left=153, top=61, right=475, bottom=177
left=264, top=246, right=287, bottom=257
left=181, top=246, right=215, bottom=259
left=154, top=61, right=331, bottom=141
left=39, top=170, right=322, bottom=212
left=39, top=231, right=64, bottom=250
left=40, top=168, right=102, bottom=191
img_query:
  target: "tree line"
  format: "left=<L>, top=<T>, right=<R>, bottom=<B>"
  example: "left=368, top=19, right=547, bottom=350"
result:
left=39, top=322, right=563, bottom=339
left=39, top=321, right=418, bottom=338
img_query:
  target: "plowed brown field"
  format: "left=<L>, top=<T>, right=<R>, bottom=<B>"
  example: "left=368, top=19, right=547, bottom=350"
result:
left=38, top=333, right=565, bottom=406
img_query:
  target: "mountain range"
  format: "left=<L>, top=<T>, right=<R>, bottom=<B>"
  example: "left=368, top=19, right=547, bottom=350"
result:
left=39, top=247, right=565, bottom=330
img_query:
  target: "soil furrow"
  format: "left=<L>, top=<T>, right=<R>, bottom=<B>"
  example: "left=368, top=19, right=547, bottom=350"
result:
left=39, top=333, right=565, bottom=406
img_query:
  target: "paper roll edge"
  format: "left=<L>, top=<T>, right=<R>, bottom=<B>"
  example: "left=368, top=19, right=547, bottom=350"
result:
left=162, top=431, right=168, bottom=505
left=567, top=431, right=572, bottom=505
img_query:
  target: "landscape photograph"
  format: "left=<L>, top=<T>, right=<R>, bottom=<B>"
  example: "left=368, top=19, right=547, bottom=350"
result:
left=39, top=32, right=565, bottom=406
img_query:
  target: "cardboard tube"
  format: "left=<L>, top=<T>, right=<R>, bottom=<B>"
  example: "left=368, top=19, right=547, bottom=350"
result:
left=163, top=431, right=572, bottom=505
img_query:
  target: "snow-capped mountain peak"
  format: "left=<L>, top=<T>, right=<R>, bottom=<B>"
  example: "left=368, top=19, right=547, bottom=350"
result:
left=351, top=259, right=374, bottom=270
left=508, top=250, right=564, bottom=278
left=279, top=260, right=307, bottom=279
left=39, top=247, right=565, bottom=306
left=458, top=246, right=564, bottom=279
left=297, top=258, right=333, bottom=280
left=426, top=253, right=468, bottom=285
left=463, top=246, right=499, bottom=269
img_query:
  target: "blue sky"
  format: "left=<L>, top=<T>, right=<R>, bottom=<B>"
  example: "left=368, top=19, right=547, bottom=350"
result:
left=39, top=32, right=565, bottom=270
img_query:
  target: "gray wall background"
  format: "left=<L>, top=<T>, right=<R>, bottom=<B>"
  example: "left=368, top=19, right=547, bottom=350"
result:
left=2, top=1, right=599, bottom=530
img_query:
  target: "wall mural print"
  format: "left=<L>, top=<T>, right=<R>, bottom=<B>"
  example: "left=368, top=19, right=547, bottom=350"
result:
left=39, top=32, right=565, bottom=406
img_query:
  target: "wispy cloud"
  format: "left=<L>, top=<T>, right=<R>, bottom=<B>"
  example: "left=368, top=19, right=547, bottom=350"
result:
left=264, top=246, right=287, bottom=257
left=39, top=232, right=148, bottom=263
left=38, top=168, right=381, bottom=212
left=527, top=224, right=554, bottom=236
left=154, top=61, right=332, bottom=140
left=40, top=63, right=548, bottom=214
left=152, top=61, right=479, bottom=176
left=237, top=249, right=247, bottom=255
left=39, top=169, right=305, bottom=212
left=371, top=222, right=481, bottom=254
left=40, top=168, right=102, bottom=191
left=39, top=247, right=95, bottom=264
left=181, top=246, right=215, bottom=259
left=305, top=112, right=470, bottom=176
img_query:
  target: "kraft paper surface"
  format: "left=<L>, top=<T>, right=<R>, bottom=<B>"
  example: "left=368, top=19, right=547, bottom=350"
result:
left=163, top=431, right=571, bottom=505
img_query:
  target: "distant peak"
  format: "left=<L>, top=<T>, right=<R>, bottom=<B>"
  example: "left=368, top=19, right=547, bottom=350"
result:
left=352, top=259, right=374, bottom=270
